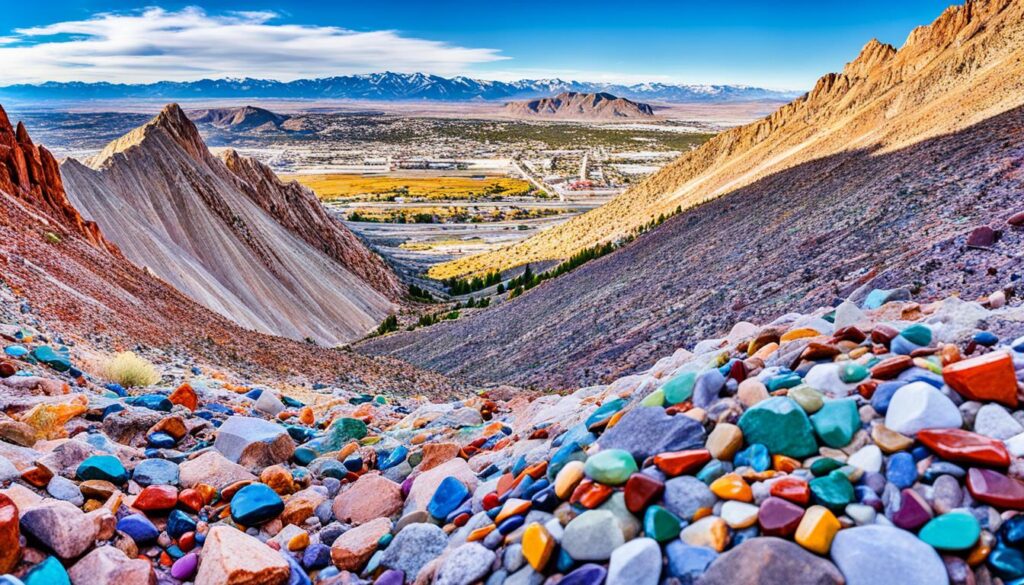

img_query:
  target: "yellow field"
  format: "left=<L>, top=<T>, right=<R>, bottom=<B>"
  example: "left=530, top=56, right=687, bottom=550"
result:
left=285, top=174, right=535, bottom=201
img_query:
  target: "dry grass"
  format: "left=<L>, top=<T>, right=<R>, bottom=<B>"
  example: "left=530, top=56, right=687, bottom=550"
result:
left=102, top=351, right=161, bottom=388
left=285, top=174, right=534, bottom=201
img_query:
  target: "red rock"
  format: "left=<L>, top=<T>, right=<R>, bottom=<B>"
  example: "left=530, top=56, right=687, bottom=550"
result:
left=1009, top=211, right=1024, bottom=227
left=178, top=489, right=205, bottom=513
left=966, top=468, right=1024, bottom=510
left=0, top=494, right=20, bottom=574
left=966, top=225, right=997, bottom=248
left=134, top=485, right=178, bottom=512
left=624, top=473, right=665, bottom=514
left=870, top=356, right=913, bottom=379
left=21, top=464, right=53, bottom=488
left=570, top=480, right=613, bottom=509
left=482, top=492, right=500, bottom=511
left=942, top=351, right=1018, bottom=407
left=758, top=496, right=805, bottom=537
left=769, top=477, right=811, bottom=506
left=871, top=324, right=899, bottom=346
left=168, top=383, right=199, bottom=411
left=653, top=449, right=712, bottom=477
left=917, top=428, right=1010, bottom=467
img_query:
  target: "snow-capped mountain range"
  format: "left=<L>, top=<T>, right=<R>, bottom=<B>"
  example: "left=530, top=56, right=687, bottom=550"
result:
left=0, top=72, right=801, bottom=103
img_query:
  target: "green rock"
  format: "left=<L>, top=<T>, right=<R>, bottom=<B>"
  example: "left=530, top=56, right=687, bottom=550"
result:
left=644, top=505, right=681, bottom=542
left=789, top=386, right=824, bottom=413
left=810, top=457, right=843, bottom=477
left=838, top=362, right=869, bottom=384
left=919, top=513, right=980, bottom=551
left=661, top=372, right=696, bottom=405
left=737, top=397, right=818, bottom=458
left=584, top=449, right=637, bottom=486
left=641, top=388, right=665, bottom=407
left=810, top=399, right=860, bottom=448
left=809, top=470, right=854, bottom=511
left=900, top=324, right=932, bottom=347
left=76, top=455, right=128, bottom=484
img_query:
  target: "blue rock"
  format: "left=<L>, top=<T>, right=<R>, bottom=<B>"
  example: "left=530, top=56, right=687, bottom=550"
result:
left=302, top=543, right=332, bottom=570
left=427, top=476, right=470, bottom=520
left=734, top=444, right=770, bottom=472
left=559, top=563, right=607, bottom=585
left=230, top=483, right=284, bottom=525
left=104, top=383, right=127, bottom=397
left=379, top=445, right=409, bottom=470
left=133, top=458, right=179, bottom=486
left=974, top=331, right=999, bottom=346
left=117, top=513, right=159, bottom=544
left=125, top=395, right=173, bottom=412
left=22, top=556, right=69, bottom=585
left=167, top=509, right=197, bottom=539
left=343, top=455, right=363, bottom=472
left=891, top=336, right=922, bottom=356
left=886, top=452, right=917, bottom=489
left=599, top=406, right=706, bottom=461
left=531, top=485, right=561, bottom=512
left=666, top=541, right=718, bottom=584
left=497, top=515, right=525, bottom=535
left=870, top=382, right=903, bottom=415
left=863, top=288, right=911, bottom=310
left=147, top=432, right=177, bottom=449
left=3, top=345, right=28, bottom=358
left=585, top=398, right=626, bottom=429
left=692, top=368, right=727, bottom=408
left=76, top=455, right=128, bottom=484
left=282, top=551, right=312, bottom=585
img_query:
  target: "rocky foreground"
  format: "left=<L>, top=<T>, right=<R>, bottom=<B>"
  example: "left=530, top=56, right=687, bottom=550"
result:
left=0, top=283, right=1023, bottom=585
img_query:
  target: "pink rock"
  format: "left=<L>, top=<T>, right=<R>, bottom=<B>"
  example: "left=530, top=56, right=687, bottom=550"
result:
left=332, top=473, right=403, bottom=525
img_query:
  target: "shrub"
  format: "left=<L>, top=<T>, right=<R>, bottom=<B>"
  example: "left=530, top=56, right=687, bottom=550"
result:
left=102, top=351, right=161, bottom=388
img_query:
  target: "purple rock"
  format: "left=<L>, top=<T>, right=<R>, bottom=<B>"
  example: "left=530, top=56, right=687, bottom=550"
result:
left=559, top=563, right=608, bottom=585
left=375, top=569, right=405, bottom=585
left=892, top=489, right=933, bottom=530
left=170, top=552, right=198, bottom=580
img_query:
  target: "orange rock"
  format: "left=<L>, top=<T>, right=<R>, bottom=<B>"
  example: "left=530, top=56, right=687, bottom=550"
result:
left=943, top=351, right=1018, bottom=407
left=332, top=473, right=402, bottom=525
left=168, top=383, right=198, bottom=411
left=709, top=473, right=753, bottom=502
left=260, top=465, right=296, bottom=495
left=330, top=517, right=391, bottom=571
left=419, top=442, right=460, bottom=472
left=298, top=407, right=315, bottom=426
left=0, top=494, right=20, bottom=574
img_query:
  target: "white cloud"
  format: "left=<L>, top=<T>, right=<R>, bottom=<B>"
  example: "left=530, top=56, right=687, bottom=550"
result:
left=0, top=7, right=508, bottom=84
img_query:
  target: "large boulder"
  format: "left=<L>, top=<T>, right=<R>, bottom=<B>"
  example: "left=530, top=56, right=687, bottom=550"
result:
left=20, top=500, right=97, bottom=559
left=598, top=407, right=706, bottom=461
left=179, top=450, right=256, bottom=489
left=698, top=537, right=843, bottom=585
left=194, top=526, right=289, bottom=585
left=68, top=546, right=154, bottom=585
left=332, top=473, right=403, bottom=525
left=214, top=416, right=295, bottom=468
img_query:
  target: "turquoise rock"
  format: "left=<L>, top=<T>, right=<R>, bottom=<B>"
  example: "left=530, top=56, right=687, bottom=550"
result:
left=900, top=324, right=932, bottom=347
left=76, top=455, right=128, bottom=484
left=738, top=397, right=818, bottom=458
left=586, top=398, right=626, bottom=429
left=662, top=372, right=696, bottom=405
left=305, top=417, right=367, bottom=455
left=809, top=470, right=854, bottom=511
left=919, top=513, right=980, bottom=551
left=3, top=345, right=28, bottom=358
left=862, top=288, right=910, bottom=309
left=644, top=505, right=682, bottom=542
left=22, top=557, right=69, bottom=585
left=810, top=399, right=859, bottom=448
left=734, top=444, right=770, bottom=472
left=990, top=546, right=1024, bottom=581
left=696, top=460, right=727, bottom=484
left=230, top=483, right=284, bottom=525
left=766, top=372, right=802, bottom=392
left=584, top=449, right=638, bottom=486
left=30, top=345, right=71, bottom=372
left=427, top=476, right=470, bottom=520
left=838, top=362, right=869, bottom=384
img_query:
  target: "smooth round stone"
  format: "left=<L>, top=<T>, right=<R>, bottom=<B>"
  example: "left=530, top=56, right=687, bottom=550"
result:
left=230, top=483, right=284, bottom=526
left=918, top=512, right=979, bottom=551
left=133, top=484, right=177, bottom=511
left=738, top=397, right=818, bottom=458
left=805, top=364, right=855, bottom=398
left=624, top=472, right=664, bottom=514
left=584, top=449, right=638, bottom=486
left=132, top=458, right=179, bottom=486
left=810, top=399, right=859, bottom=448
left=562, top=510, right=625, bottom=561
left=170, top=552, right=198, bottom=580
left=885, top=452, right=917, bottom=489
left=662, top=371, right=696, bottom=405
left=931, top=475, right=963, bottom=515
left=844, top=503, right=876, bottom=525
left=974, top=403, right=1024, bottom=440
left=117, top=513, right=159, bottom=544
left=76, top=455, right=128, bottom=484
left=147, top=431, right=176, bottom=449
left=831, top=525, right=946, bottom=585
left=900, top=324, right=932, bottom=347
left=608, top=537, right=661, bottom=585
left=870, top=382, right=902, bottom=415
left=436, top=542, right=495, bottom=585
left=720, top=501, right=759, bottom=529
left=884, top=382, right=962, bottom=436
left=680, top=516, right=728, bottom=552
left=699, top=537, right=842, bottom=585
left=758, top=497, right=805, bottom=537
left=839, top=362, right=869, bottom=384
left=23, top=556, right=70, bottom=585
left=46, top=476, right=84, bottom=506
left=734, top=444, right=770, bottom=472
left=990, top=546, right=1024, bottom=581
left=663, top=476, right=716, bottom=521
left=846, top=445, right=882, bottom=473
left=692, top=369, right=726, bottom=408
left=788, top=386, right=825, bottom=413
left=643, top=505, right=681, bottom=542
left=809, top=471, right=853, bottom=511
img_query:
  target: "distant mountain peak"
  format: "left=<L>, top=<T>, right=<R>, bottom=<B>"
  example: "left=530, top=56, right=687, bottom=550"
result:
left=504, top=91, right=655, bottom=120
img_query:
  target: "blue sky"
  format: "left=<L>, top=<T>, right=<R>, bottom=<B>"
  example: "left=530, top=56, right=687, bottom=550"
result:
left=0, top=1, right=953, bottom=89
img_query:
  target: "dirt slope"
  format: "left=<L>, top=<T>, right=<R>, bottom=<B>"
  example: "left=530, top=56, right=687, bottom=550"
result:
left=431, top=0, right=1024, bottom=279
left=61, top=104, right=401, bottom=345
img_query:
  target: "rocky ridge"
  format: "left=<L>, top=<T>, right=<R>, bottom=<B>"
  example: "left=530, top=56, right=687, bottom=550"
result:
left=61, top=104, right=401, bottom=345
left=433, top=0, right=1024, bottom=278
left=502, top=92, right=655, bottom=120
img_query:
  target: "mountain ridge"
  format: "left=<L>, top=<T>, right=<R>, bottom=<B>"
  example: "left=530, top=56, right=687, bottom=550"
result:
left=61, top=103, right=402, bottom=345
left=503, top=91, right=655, bottom=120
left=0, top=72, right=800, bottom=104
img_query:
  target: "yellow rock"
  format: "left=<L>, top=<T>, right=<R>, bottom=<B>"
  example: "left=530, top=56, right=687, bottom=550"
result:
left=554, top=461, right=585, bottom=499
left=522, top=522, right=555, bottom=571
left=680, top=516, right=728, bottom=552
left=752, top=342, right=779, bottom=362
left=495, top=499, right=531, bottom=523
left=781, top=328, right=821, bottom=342
left=467, top=525, right=494, bottom=542
left=18, top=396, right=87, bottom=440
left=795, top=505, right=841, bottom=554
left=871, top=424, right=914, bottom=454
left=288, top=532, right=310, bottom=551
